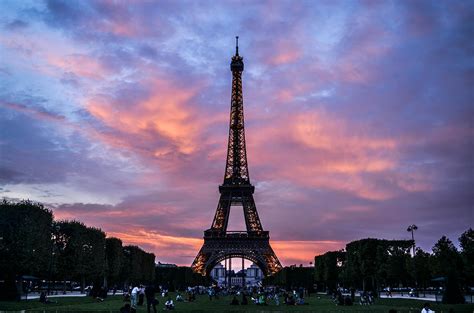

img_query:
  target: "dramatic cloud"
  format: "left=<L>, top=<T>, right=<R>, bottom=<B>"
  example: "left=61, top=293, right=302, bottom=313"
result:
left=0, top=0, right=472, bottom=266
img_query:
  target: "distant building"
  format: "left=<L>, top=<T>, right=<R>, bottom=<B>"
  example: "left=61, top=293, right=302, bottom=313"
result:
left=210, top=262, right=263, bottom=287
left=156, top=262, right=178, bottom=268
left=210, top=263, right=226, bottom=285
left=231, top=276, right=244, bottom=286
left=245, top=263, right=263, bottom=286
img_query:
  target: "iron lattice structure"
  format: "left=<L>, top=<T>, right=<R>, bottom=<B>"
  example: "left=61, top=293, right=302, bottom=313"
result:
left=192, top=38, right=282, bottom=277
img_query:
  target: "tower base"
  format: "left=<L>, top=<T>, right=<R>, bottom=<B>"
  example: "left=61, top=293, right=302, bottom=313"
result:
left=191, top=230, right=282, bottom=276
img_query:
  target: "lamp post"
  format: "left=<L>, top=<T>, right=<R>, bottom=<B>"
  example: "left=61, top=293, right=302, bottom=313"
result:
left=48, top=224, right=60, bottom=295
left=81, top=244, right=92, bottom=294
left=407, top=224, right=418, bottom=296
left=406, top=224, right=418, bottom=257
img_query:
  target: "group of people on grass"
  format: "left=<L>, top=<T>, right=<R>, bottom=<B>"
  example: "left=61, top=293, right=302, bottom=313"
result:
left=120, top=284, right=174, bottom=312
left=331, top=287, right=374, bottom=306
left=226, top=286, right=309, bottom=306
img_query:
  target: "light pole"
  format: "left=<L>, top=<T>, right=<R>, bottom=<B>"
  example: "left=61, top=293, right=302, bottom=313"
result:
left=406, top=224, right=418, bottom=256
left=81, top=244, right=92, bottom=294
left=48, top=224, right=60, bottom=295
left=407, top=224, right=418, bottom=295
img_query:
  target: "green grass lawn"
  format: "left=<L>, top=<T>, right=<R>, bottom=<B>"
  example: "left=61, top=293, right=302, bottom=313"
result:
left=0, top=293, right=473, bottom=313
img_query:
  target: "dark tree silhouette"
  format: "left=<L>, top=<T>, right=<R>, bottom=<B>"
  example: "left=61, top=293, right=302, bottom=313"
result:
left=0, top=200, right=53, bottom=300
left=459, top=228, right=474, bottom=286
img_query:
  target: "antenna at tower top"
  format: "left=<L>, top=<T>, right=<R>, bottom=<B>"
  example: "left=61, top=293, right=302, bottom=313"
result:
left=235, top=36, right=239, bottom=56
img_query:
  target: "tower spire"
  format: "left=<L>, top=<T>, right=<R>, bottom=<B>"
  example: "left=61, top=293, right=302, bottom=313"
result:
left=235, top=36, right=239, bottom=56
left=226, top=36, right=247, bottom=184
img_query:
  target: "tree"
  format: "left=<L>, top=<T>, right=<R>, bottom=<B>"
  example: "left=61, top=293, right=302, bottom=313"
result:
left=345, top=238, right=412, bottom=292
left=379, top=243, right=411, bottom=288
left=54, top=221, right=106, bottom=292
left=0, top=200, right=53, bottom=300
left=82, top=226, right=106, bottom=287
left=155, top=266, right=208, bottom=291
left=459, top=228, right=474, bottom=287
left=431, top=236, right=464, bottom=304
left=443, top=270, right=465, bottom=304
left=314, top=250, right=345, bottom=291
left=122, top=245, right=155, bottom=285
left=106, top=237, right=124, bottom=287
left=431, top=236, right=461, bottom=277
left=0, top=198, right=158, bottom=298
left=410, top=248, right=432, bottom=289
left=264, top=266, right=315, bottom=291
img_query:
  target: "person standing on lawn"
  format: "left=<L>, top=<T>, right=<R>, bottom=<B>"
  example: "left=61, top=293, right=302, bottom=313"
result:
left=145, top=285, right=158, bottom=313
left=130, top=285, right=139, bottom=309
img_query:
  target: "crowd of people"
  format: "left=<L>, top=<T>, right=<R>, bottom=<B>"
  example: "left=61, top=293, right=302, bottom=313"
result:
left=215, top=285, right=310, bottom=306
left=117, top=284, right=312, bottom=311
left=36, top=282, right=438, bottom=312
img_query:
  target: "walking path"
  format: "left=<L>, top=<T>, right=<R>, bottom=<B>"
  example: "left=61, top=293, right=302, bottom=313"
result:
left=379, top=294, right=437, bottom=302
left=22, top=291, right=123, bottom=300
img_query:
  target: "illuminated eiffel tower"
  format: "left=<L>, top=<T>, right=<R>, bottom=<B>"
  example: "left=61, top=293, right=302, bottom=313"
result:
left=191, top=37, right=282, bottom=277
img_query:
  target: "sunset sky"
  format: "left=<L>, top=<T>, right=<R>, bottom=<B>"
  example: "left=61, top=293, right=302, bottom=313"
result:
left=1, top=0, right=473, bottom=266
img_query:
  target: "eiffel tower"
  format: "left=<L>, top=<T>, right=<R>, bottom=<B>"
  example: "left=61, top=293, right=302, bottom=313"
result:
left=191, top=37, right=282, bottom=277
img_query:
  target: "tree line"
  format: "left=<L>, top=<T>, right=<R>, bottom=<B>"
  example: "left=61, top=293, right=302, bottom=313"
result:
left=264, top=266, right=315, bottom=292
left=314, top=229, right=473, bottom=304
left=155, top=266, right=210, bottom=291
left=0, top=200, right=155, bottom=300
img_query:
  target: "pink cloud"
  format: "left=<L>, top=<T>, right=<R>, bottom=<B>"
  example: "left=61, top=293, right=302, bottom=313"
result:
left=266, top=40, right=302, bottom=66
left=48, top=54, right=109, bottom=79
left=246, top=109, right=400, bottom=200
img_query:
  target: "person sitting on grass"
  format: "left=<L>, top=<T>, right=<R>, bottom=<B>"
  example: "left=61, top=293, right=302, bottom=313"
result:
left=360, top=291, right=373, bottom=305
left=285, top=293, right=295, bottom=305
left=336, top=290, right=344, bottom=305
left=165, top=297, right=175, bottom=310
left=258, top=294, right=267, bottom=305
left=186, top=291, right=195, bottom=302
left=39, top=291, right=53, bottom=304
left=296, top=296, right=305, bottom=305
left=230, top=295, right=239, bottom=305
left=176, top=293, right=184, bottom=302
left=123, top=291, right=130, bottom=302
left=241, top=293, right=248, bottom=305
left=344, top=295, right=353, bottom=306
left=421, top=302, right=435, bottom=313
left=273, top=293, right=280, bottom=306
left=120, top=303, right=131, bottom=313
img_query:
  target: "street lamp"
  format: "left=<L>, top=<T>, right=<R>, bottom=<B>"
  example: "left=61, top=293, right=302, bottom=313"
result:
left=48, top=224, right=60, bottom=295
left=407, top=224, right=418, bottom=256
left=81, top=244, right=92, bottom=293
left=407, top=224, right=419, bottom=296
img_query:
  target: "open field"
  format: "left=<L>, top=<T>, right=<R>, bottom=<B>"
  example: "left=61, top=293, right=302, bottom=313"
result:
left=1, top=293, right=473, bottom=313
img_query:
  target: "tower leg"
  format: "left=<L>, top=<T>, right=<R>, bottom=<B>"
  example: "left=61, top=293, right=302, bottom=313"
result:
left=229, top=258, right=232, bottom=287
left=242, top=257, right=245, bottom=289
